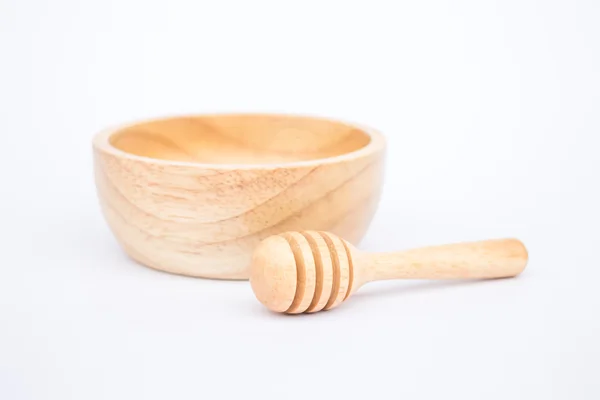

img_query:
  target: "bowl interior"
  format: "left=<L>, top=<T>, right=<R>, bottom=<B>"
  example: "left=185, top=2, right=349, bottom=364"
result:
left=108, top=114, right=372, bottom=164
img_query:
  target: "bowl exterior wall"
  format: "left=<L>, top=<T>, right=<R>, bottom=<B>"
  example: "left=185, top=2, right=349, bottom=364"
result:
left=93, top=148, right=384, bottom=279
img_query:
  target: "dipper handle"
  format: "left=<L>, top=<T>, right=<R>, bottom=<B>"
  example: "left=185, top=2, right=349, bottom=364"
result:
left=361, top=238, right=528, bottom=283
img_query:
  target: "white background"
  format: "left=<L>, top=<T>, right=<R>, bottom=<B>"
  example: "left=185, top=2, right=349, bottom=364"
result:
left=1, top=0, right=599, bottom=399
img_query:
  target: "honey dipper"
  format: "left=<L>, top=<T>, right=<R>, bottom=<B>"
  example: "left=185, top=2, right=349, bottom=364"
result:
left=249, top=231, right=528, bottom=314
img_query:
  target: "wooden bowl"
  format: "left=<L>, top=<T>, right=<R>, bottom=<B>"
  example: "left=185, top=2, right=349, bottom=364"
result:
left=93, top=113, right=386, bottom=279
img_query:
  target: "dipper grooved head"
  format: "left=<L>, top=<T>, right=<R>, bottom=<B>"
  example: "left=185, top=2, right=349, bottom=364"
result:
left=250, top=231, right=354, bottom=314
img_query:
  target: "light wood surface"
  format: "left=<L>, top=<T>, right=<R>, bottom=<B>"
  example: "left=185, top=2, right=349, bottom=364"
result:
left=250, top=231, right=528, bottom=313
left=93, top=114, right=385, bottom=279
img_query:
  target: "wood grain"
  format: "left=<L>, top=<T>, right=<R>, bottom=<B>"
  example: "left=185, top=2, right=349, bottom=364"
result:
left=93, top=114, right=386, bottom=279
left=250, top=231, right=528, bottom=313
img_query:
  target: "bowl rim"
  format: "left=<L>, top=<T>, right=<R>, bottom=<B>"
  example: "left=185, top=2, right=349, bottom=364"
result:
left=92, top=112, right=386, bottom=170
